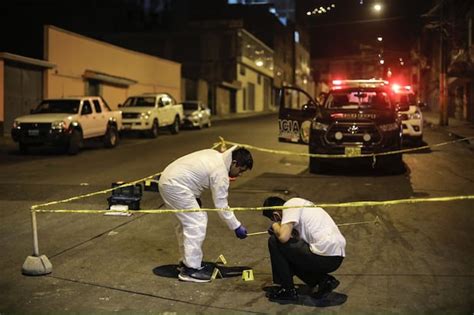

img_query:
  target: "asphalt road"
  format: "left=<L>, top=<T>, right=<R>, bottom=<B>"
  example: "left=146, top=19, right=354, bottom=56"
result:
left=0, top=114, right=473, bottom=313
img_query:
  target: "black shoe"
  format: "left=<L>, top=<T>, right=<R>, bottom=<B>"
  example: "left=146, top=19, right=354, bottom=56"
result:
left=268, top=287, right=298, bottom=301
left=313, top=276, right=340, bottom=299
left=176, top=261, right=185, bottom=272
left=178, top=266, right=212, bottom=283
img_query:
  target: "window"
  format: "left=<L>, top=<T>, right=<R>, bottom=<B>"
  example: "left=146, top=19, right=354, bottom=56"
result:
left=240, top=64, right=246, bottom=76
left=92, top=99, right=102, bottom=113
left=247, top=83, right=255, bottom=110
left=81, top=100, right=93, bottom=115
left=87, top=80, right=101, bottom=96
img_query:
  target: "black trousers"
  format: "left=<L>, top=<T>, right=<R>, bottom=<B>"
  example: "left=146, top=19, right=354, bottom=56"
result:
left=268, top=235, right=343, bottom=288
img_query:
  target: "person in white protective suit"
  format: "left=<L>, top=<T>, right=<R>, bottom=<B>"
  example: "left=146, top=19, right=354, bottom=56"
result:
left=158, top=146, right=253, bottom=283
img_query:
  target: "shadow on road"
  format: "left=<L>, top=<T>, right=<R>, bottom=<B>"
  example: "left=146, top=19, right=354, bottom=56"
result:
left=153, top=262, right=252, bottom=279
left=262, top=285, right=348, bottom=307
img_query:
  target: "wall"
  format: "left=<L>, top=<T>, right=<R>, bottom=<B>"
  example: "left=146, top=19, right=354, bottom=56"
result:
left=0, top=60, right=4, bottom=124
left=45, top=25, right=181, bottom=108
left=236, top=63, right=268, bottom=112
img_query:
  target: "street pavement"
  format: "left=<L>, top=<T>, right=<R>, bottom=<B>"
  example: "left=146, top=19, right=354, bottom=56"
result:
left=1, top=110, right=473, bottom=313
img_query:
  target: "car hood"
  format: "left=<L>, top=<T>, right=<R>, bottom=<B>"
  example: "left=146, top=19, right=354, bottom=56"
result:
left=120, top=107, right=154, bottom=113
left=398, top=105, right=419, bottom=115
left=15, top=113, right=74, bottom=123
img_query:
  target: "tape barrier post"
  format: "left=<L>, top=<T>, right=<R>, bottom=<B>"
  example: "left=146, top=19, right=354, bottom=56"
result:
left=22, top=209, right=52, bottom=276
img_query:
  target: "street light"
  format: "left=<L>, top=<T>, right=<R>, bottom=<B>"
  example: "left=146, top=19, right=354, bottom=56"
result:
left=377, top=36, right=383, bottom=42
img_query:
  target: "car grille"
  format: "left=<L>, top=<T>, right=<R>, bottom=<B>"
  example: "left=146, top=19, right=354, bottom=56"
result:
left=19, top=123, right=52, bottom=139
left=21, top=123, right=52, bottom=130
left=122, top=112, right=140, bottom=119
left=326, top=122, right=381, bottom=145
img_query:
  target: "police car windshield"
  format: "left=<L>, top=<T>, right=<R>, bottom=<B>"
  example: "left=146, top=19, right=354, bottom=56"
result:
left=326, top=88, right=391, bottom=110
left=123, top=97, right=155, bottom=107
left=34, top=100, right=80, bottom=114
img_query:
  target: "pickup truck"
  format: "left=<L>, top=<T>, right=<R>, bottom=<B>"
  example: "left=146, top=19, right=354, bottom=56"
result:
left=278, top=80, right=407, bottom=173
left=119, top=93, right=184, bottom=137
left=11, top=96, right=122, bottom=155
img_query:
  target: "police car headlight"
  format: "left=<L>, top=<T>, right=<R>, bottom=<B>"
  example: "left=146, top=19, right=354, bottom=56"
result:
left=409, top=112, right=422, bottom=120
left=311, top=121, right=328, bottom=131
left=379, top=122, right=399, bottom=132
left=51, top=120, right=67, bottom=130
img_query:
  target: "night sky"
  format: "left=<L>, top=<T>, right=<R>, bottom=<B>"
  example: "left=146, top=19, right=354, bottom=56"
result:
left=302, top=0, right=434, bottom=58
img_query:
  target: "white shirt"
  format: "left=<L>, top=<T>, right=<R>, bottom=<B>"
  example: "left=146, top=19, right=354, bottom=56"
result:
left=281, top=197, right=346, bottom=257
left=159, top=147, right=241, bottom=230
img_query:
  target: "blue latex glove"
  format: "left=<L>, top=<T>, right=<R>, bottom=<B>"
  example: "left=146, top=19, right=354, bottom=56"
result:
left=234, top=225, right=248, bottom=239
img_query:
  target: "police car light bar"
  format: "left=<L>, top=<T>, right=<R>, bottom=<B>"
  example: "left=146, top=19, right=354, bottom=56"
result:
left=391, top=84, right=412, bottom=93
left=332, top=79, right=389, bottom=88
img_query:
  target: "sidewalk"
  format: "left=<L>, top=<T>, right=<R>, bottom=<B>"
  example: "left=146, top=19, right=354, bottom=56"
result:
left=423, top=109, right=474, bottom=141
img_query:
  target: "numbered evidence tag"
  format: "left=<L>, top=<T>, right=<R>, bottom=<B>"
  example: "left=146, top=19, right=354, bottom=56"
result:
left=242, top=269, right=254, bottom=281
left=211, top=267, right=223, bottom=281
left=215, top=254, right=227, bottom=265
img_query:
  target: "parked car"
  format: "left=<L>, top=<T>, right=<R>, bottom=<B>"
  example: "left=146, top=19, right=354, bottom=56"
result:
left=119, top=93, right=183, bottom=138
left=390, top=84, right=424, bottom=146
left=182, top=101, right=212, bottom=129
left=278, top=79, right=407, bottom=173
left=11, top=96, right=121, bottom=154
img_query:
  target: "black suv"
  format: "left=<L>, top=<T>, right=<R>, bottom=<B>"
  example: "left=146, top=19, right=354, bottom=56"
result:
left=278, top=80, right=407, bottom=173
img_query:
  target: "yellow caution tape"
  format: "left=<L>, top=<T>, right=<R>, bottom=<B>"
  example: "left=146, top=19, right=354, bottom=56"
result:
left=31, top=172, right=162, bottom=210
left=242, top=269, right=254, bottom=281
left=216, top=136, right=474, bottom=159
left=31, top=136, right=474, bottom=212
left=32, top=194, right=474, bottom=214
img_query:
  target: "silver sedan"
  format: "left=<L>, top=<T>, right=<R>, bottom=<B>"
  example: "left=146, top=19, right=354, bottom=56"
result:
left=182, top=101, right=212, bottom=129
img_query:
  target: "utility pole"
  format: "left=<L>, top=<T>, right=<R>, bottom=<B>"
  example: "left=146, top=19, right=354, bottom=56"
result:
left=439, top=0, right=449, bottom=126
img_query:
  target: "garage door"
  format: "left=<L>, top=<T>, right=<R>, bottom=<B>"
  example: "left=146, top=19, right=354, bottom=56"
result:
left=4, top=62, right=43, bottom=136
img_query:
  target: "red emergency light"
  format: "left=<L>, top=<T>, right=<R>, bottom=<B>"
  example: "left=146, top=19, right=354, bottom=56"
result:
left=391, top=83, right=411, bottom=93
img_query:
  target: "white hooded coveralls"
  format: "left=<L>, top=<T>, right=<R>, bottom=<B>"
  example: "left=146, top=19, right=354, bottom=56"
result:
left=158, top=147, right=241, bottom=268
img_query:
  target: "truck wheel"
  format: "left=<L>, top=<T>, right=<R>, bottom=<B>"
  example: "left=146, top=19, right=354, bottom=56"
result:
left=169, top=116, right=180, bottom=134
left=149, top=120, right=159, bottom=138
left=104, top=126, right=119, bottom=148
left=309, top=157, right=325, bottom=174
left=68, top=130, right=83, bottom=155
left=19, top=142, right=29, bottom=154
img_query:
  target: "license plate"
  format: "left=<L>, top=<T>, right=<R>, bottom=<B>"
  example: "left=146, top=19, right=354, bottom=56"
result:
left=344, top=146, right=361, bottom=157
left=28, top=129, right=39, bottom=136
left=122, top=124, right=131, bottom=130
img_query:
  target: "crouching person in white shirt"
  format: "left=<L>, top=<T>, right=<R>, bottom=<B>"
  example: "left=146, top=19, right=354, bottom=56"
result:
left=262, top=196, right=346, bottom=301
left=159, top=146, right=253, bottom=283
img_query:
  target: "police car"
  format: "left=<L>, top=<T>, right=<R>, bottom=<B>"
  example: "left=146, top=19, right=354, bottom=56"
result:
left=278, top=79, right=407, bottom=173
left=391, top=84, right=424, bottom=146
